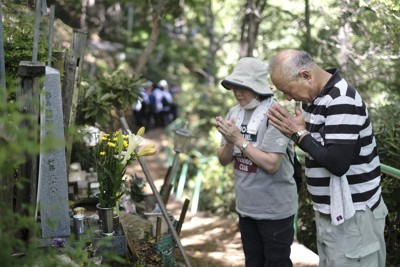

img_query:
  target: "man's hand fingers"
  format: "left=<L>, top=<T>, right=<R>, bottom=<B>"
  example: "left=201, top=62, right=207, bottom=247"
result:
left=267, top=106, right=286, bottom=125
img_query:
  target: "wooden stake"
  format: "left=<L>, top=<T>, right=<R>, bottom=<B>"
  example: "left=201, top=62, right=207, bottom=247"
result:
left=176, top=198, right=190, bottom=236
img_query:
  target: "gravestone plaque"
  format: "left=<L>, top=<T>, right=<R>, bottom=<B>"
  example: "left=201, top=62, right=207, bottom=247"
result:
left=38, top=66, right=70, bottom=238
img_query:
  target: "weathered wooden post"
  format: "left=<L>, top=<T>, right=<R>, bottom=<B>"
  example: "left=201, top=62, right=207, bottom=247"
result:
left=41, top=0, right=47, bottom=15
left=16, top=61, right=46, bottom=238
left=12, top=1, right=46, bottom=233
left=61, top=29, right=87, bottom=171
left=0, top=0, right=10, bottom=207
left=32, top=0, right=42, bottom=62
left=0, top=0, right=6, bottom=91
left=127, top=3, right=134, bottom=38
left=0, top=0, right=7, bottom=140
left=47, top=4, right=55, bottom=66
left=51, top=51, right=65, bottom=71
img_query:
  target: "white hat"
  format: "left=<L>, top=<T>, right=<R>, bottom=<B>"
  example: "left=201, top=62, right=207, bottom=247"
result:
left=221, top=57, right=273, bottom=96
left=158, top=79, right=168, bottom=88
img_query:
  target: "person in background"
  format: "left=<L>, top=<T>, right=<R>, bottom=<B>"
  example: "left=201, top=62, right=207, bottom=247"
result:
left=216, top=57, right=297, bottom=267
left=267, top=49, right=387, bottom=267
left=141, top=80, right=154, bottom=129
left=153, top=79, right=173, bottom=127
left=132, top=82, right=147, bottom=128
left=151, top=80, right=165, bottom=128
left=159, top=79, right=174, bottom=126
left=169, top=81, right=181, bottom=121
left=132, top=80, right=154, bottom=128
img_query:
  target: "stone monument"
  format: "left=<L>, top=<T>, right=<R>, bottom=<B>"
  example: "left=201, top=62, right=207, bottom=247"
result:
left=38, top=66, right=70, bottom=238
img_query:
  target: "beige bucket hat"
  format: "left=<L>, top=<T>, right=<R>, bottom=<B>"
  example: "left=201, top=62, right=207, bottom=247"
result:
left=221, top=57, right=273, bottom=96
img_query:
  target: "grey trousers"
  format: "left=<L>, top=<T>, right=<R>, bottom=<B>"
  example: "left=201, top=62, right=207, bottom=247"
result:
left=315, top=199, right=388, bottom=267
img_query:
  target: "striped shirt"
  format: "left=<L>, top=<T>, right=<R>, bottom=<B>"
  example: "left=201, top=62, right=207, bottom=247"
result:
left=302, top=69, right=382, bottom=214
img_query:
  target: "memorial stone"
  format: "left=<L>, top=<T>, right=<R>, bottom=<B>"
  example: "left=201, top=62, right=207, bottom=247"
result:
left=38, top=66, right=70, bottom=238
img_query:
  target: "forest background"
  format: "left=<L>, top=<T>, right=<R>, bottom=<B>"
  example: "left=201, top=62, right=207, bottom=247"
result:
left=2, top=0, right=400, bottom=266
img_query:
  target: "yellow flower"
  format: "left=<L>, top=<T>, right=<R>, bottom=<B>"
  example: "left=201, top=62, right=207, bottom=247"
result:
left=108, top=142, right=116, bottom=147
left=123, top=140, right=128, bottom=148
left=100, top=151, right=106, bottom=156
left=121, top=132, right=144, bottom=165
left=136, top=144, right=157, bottom=157
left=137, top=127, right=145, bottom=137
left=117, top=131, right=124, bottom=160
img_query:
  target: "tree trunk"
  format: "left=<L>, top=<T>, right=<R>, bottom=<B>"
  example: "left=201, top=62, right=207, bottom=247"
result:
left=134, top=0, right=165, bottom=75
left=204, top=1, right=216, bottom=85
left=81, top=0, right=88, bottom=30
left=304, top=0, right=312, bottom=53
left=337, top=1, right=353, bottom=74
left=239, top=0, right=267, bottom=58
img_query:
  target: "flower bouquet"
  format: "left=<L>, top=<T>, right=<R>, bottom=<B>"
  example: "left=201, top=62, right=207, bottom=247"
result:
left=92, top=127, right=156, bottom=209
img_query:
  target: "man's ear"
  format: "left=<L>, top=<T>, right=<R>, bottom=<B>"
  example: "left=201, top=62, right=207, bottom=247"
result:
left=299, top=69, right=311, bottom=80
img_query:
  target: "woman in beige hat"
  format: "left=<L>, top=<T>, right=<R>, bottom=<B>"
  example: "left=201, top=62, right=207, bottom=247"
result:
left=216, top=57, right=298, bottom=267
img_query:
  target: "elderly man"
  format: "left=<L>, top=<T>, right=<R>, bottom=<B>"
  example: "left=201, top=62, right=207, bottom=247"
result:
left=267, top=49, right=387, bottom=267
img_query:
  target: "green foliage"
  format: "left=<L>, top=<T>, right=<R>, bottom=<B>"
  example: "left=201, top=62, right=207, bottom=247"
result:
left=96, top=67, right=143, bottom=117
left=130, top=174, right=146, bottom=203
left=77, top=66, right=144, bottom=129
left=371, top=104, right=400, bottom=266
left=196, top=156, right=236, bottom=216
left=178, top=83, right=234, bottom=154
left=70, top=128, right=95, bottom=171
left=0, top=99, right=100, bottom=267
left=0, top=100, right=40, bottom=177
left=296, top=170, right=318, bottom=253
left=3, top=2, right=48, bottom=81
left=372, top=105, right=400, bottom=169
left=166, top=83, right=237, bottom=215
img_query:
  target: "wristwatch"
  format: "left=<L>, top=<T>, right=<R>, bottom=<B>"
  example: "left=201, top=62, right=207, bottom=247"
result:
left=291, top=129, right=309, bottom=143
left=240, top=141, right=249, bottom=151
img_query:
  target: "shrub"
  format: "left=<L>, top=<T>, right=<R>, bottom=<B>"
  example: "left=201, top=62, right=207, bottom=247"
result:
left=372, top=104, right=400, bottom=266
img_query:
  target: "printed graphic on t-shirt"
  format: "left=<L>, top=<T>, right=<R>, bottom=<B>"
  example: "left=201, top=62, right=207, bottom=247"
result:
left=234, top=156, right=257, bottom=172
left=240, top=125, right=257, bottom=143
left=234, top=124, right=257, bottom=173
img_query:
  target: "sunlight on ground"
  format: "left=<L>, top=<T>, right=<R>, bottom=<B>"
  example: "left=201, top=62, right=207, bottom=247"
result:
left=128, top=128, right=318, bottom=267
left=179, top=214, right=319, bottom=267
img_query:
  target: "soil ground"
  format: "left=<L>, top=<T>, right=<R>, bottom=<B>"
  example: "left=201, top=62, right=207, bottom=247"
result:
left=127, top=128, right=319, bottom=267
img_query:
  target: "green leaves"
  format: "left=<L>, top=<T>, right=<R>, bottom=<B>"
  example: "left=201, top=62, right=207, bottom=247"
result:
left=371, top=104, right=400, bottom=264
left=77, top=67, right=144, bottom=128
left=3, top=3, right=48, bottom=79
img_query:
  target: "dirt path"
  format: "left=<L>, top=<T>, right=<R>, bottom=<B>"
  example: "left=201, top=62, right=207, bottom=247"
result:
left=127, top=128, right=319, bottom=267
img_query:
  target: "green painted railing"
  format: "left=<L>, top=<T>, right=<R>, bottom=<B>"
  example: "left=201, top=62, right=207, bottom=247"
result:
left=165, top=142, right=400, bottom=217
left=381, top=163, right=400, bottom=180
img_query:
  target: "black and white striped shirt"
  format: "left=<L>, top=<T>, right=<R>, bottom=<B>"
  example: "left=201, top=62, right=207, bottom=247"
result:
left=302, top=69, right=381, bottom=213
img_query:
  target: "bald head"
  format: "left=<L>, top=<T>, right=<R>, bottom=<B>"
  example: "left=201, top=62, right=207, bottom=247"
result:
left=267, top=49, right=332, bottom=102
left=269, top=49, right=315, bottom=82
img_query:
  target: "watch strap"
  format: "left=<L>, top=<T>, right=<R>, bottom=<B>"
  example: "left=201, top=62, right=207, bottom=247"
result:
left=292, top=129, right=308, bottom=143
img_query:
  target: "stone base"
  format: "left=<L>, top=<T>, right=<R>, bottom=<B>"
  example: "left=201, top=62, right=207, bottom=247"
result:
left=88, top=219, right=127, bottom=257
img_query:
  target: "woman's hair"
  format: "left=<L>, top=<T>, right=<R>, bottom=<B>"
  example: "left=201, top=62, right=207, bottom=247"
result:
left=258, top=94, right=270, bottom=101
